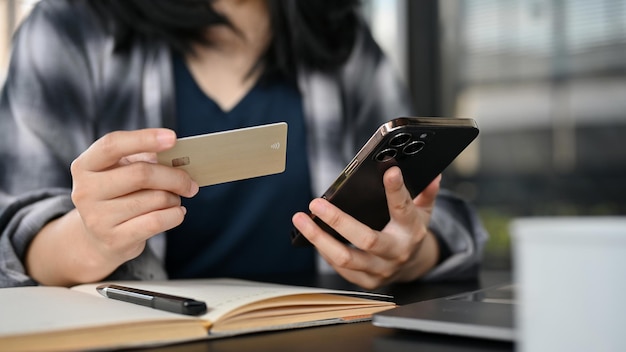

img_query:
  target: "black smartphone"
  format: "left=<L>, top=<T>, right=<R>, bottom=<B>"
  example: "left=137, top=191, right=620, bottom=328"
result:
left=290, top=117, right=479, bottom=246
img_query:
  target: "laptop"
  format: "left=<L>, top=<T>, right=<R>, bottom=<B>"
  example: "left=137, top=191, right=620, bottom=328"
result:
left=372, top=284, right=516, bottom=341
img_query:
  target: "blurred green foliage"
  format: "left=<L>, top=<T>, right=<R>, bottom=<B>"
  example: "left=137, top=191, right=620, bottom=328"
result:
left=479, top=208, right=513, bottom=270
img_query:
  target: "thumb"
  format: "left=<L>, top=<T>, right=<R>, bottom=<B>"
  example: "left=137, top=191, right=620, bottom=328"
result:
left=413, top=174, right=441, bottom=212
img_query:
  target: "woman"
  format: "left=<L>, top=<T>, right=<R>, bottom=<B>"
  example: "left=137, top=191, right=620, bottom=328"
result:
left=0, top=0, right=487, bottom=289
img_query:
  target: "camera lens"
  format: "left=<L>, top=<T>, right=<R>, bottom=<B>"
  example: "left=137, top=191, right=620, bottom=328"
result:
left=389, top=133, right=412, bottom=148
left=375, top=148, right=397, bottom=162
left=403, top=141, right=425, bottom=155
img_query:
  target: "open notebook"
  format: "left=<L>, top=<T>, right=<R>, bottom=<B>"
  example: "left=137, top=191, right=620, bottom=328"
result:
left=0, top=278, right=395, bottom=351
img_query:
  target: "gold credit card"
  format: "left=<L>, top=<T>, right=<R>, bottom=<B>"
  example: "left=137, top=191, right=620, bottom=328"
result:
left=157, top=122, right=288, bottom=187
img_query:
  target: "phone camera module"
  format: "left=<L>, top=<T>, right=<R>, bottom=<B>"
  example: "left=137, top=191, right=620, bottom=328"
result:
left=375, top=148, right=397, bottom=162
left=389, top=133, right=412, bottom=148
left=402, top=141, right=425, bottom=155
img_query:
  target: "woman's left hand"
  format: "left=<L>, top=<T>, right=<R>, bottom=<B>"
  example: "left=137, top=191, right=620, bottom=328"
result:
left=292, top=166, right=441, bottom=290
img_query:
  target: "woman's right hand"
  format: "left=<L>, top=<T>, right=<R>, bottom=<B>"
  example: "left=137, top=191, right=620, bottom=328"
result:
left=27, top=129, right=199, bottom=286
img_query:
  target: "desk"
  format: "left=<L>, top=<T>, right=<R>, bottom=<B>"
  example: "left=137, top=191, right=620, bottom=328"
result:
left=148, top=271, right=514, bottom=352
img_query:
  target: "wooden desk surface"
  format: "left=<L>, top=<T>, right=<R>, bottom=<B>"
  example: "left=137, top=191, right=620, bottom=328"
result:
left=144, top=271, right=514, bottom=352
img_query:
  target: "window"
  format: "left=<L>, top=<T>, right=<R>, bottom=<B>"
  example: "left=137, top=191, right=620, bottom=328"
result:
left=440, top=0, right=626, bottom=268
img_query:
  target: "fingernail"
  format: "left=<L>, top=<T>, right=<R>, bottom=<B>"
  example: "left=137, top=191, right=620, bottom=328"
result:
left=157, top=130, right=176, bottom=147
left=292, top=213, right=305, bottom=227
left=310, top=199, right=327, bottom=216
left=189, top=181, right=199, bottom=196
left=181, top=206, right=187, bottom=215
left=392, top=167, right=403, bottom=183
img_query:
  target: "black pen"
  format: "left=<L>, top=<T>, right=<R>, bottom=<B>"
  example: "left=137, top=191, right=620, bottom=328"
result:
left=96, top=284, right=208, bottom=316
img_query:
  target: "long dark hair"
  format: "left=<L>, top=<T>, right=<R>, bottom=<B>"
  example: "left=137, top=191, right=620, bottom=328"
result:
left=86, top=0, right=360, bottom=78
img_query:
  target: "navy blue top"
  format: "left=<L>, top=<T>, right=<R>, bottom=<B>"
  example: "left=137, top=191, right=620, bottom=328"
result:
left=166, top=56, right=315, bottom=279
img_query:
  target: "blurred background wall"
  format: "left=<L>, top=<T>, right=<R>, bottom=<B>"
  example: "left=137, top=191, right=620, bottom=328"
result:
left=2, top=0, right=625, bottom=270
